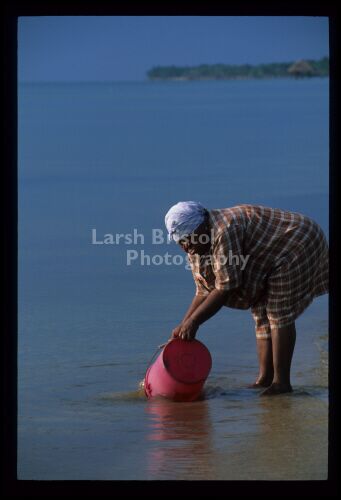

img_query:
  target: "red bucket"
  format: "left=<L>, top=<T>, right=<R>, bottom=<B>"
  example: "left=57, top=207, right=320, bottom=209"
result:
left=144, top=338, right=212, bottom=402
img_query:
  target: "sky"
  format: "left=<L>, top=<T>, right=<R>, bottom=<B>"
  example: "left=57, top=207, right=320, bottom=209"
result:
left=18, top=16, right=329, bottom=82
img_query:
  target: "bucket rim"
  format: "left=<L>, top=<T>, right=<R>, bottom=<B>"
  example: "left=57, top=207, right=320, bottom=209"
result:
left=162, top=338, right=212, bottom=385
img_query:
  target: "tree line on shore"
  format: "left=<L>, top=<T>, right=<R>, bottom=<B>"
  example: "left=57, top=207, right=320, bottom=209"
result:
left=147, top=57, right=329, bottom=80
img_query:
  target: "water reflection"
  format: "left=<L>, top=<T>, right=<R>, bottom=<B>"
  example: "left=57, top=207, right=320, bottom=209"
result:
left=145, top=398, right=215, bottom=480
left=143, top=328, right=328, bottom=481
left=218, top=391, right=329, bottom=480
left=226, top=330, right=329, bottom=479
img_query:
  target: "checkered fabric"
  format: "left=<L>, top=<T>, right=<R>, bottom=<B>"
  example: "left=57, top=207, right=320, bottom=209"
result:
left=188, top=205, right=329, bottom=338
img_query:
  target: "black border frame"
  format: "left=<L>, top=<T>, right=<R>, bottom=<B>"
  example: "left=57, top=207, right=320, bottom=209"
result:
left=2, top=1, right=339, bottom=496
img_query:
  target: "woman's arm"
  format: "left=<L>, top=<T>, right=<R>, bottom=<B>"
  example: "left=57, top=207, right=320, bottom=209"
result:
left=182, top=294, right=208, bottom=323
left=171, top=294, right=207, bottom=339
left=191, top=289, right=229, bottom=325
left=178, top=289, right=230, bottom=340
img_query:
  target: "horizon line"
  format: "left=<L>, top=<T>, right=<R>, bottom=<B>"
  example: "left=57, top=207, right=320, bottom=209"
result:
left=18, top=75, right=330, bottom=85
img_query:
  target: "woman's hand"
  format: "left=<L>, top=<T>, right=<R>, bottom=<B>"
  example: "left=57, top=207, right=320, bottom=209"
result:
left=178, top=318, right=199, bottom=341
left=170, top=324, right=183, bottom=340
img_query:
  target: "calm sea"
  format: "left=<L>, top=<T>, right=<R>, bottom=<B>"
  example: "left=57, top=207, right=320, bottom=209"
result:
left=18, top=78, right=329, bottom=480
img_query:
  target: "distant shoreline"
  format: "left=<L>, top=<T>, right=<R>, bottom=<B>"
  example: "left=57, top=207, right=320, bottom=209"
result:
left=147, top=57, right=329, bottom=81
left=148, top=75, right=329, bottom=82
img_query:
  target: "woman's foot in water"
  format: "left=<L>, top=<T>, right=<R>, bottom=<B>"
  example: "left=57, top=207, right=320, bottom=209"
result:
left=260, top=382, right=293, bottom=396
left=248, top=374, right=273, bottom=389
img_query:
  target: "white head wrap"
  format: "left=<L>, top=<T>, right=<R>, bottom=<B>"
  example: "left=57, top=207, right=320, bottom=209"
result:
left=165, top=201, right=207, bottom=242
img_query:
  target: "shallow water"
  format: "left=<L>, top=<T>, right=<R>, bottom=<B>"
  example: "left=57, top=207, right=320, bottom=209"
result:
left=18, top=304, right=328, bottom=480
left=18, top=79, right=328, bottom=480
left=143, top=389, right=328, bottom=481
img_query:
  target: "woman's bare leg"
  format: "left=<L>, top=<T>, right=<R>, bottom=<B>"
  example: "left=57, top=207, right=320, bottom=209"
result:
left=261, top=323, right=296, bottom=396
left=250, top=338, right=274, bottom=387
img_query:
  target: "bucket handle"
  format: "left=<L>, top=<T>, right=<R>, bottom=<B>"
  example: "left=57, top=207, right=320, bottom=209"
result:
left=143, top=341, right=171, bottom=396
left=146, top=342, right=167, bottom=373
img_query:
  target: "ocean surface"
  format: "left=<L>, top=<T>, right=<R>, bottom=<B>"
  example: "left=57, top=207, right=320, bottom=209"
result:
left=18, top=78, right=329, bottom=480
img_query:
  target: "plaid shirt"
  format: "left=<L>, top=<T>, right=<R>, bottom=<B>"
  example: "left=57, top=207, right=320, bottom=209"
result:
left=188, top=205, right=328, bottom=333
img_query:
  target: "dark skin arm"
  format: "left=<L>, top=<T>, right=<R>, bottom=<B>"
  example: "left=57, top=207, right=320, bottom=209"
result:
left=176, top=289, right=230, bottom=341
left=171, top=294, right=207, bottom=339
left=182, top=294, right=208, bottom=323
left=172, top=223, right=230, bottom=340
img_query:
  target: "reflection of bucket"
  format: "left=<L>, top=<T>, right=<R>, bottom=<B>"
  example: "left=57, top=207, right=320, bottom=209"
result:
left=144, top=339, right=212, bottom=402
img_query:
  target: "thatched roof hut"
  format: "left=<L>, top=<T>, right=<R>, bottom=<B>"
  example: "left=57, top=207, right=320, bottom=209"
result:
left=288, top=60, right=315, bottom=77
